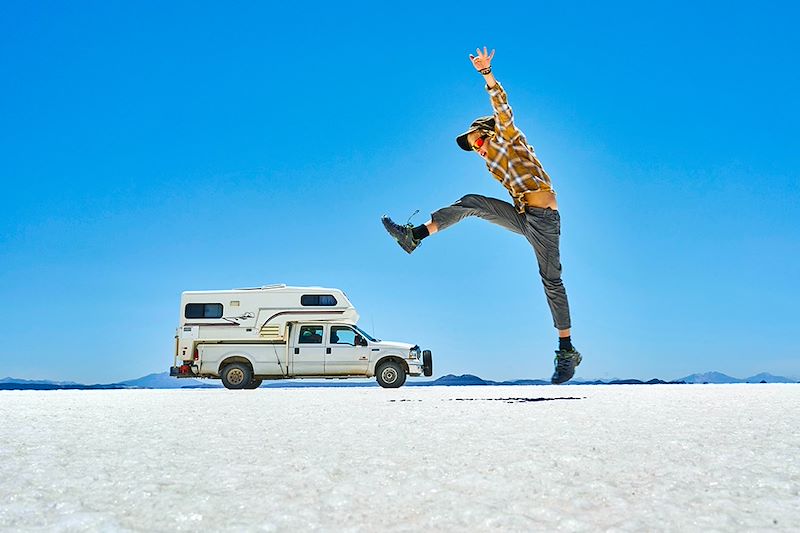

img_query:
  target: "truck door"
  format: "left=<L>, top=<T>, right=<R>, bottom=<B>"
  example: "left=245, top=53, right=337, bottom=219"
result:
left=292, top=324, right=326, bottom=376
left=326, top=325, right=370, bottom=375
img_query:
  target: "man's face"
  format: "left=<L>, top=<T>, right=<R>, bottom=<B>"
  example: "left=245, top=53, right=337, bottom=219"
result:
left=467, top=129, right=491, bottom=159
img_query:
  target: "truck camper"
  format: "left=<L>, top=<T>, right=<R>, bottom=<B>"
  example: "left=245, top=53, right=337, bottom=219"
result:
left=170, top=284, right=433, bottom=389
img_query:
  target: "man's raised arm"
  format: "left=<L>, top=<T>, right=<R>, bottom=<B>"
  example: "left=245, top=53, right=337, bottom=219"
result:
left=469, top=47, right=520, bottom=142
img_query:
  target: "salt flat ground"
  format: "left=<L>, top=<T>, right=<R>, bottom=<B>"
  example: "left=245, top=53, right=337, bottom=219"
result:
left=0, top=384, right=798, bottom=532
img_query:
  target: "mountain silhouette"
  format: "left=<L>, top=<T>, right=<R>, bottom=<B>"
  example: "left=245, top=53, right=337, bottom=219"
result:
left=0, top=370, right=796, bottom=390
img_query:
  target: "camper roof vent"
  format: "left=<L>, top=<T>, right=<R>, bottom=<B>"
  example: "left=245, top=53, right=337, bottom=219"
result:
left=233, top=284, right=287, bottom=291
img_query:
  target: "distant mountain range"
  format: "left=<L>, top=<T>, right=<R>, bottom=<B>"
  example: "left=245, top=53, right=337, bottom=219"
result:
left=676, top=371, right=796, bottom=384
left=0, top=373, right=216, bottom=390
left=0, top=371, right=797, bottom=390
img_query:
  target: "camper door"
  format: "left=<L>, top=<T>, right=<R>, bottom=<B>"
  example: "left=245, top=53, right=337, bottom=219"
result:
left=292, top=324, right=326, bottom=375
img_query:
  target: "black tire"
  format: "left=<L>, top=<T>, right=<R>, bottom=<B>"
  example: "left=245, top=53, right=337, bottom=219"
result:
left=376, top=361, right=406, bottom=388
left=244, top=378, right=263, bottom=389
left=221, top=363, right=253, bottom=390
left=245, top=378, right=264, bottom=389
left=422, top=350, right=433, bottom=377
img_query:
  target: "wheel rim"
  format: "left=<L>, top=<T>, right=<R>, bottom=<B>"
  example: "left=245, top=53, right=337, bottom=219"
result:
left=228, top=368, right=245, bottom=385
left=381, top=367, right=397, bottom=383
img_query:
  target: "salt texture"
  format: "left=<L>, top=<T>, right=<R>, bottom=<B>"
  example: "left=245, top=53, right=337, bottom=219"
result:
left=1, top=384, right=798, bottom=531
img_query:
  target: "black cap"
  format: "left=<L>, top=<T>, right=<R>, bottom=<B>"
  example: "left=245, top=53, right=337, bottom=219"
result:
left=456, top=115, right=496, bottom=151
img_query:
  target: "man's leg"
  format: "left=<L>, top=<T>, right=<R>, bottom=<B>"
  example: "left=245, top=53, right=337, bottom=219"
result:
left=382, top=194, right=525, bottom=253
left=428, top=194, right=526, bottom=235
left=523, top=208, right=571, bottom=331
left=522, top=207, right=581, bottom=384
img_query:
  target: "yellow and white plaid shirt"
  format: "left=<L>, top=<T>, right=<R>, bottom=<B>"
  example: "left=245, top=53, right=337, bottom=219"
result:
left=484, top=82, right=554, bottom=213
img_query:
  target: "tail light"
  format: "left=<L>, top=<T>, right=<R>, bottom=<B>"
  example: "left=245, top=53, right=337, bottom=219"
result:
left=193, top=347, right=199, bottom=361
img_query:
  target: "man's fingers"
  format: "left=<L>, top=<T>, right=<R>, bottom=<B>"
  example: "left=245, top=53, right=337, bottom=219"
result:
left=472, top=46, right=494, bottom=61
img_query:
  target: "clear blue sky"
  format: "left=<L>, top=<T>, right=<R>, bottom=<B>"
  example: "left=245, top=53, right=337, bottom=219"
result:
left=1, top=1, right=798, bottom=383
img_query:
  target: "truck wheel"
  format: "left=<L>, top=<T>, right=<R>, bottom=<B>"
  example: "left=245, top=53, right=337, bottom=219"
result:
left=376, top=361, right=406, bottom=388
left=221, top=363, right=253, bottom=390
left=244, top=378, right=263, bottom=389
left=422, top=350, right=433, bottom=377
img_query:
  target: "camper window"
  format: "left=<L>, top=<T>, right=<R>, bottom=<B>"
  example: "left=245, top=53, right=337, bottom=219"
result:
left=185, top=303, right=224, bottom=319
left=300, top=294, right=338, bottom=306
left=298, top=325, right=324, bottom=344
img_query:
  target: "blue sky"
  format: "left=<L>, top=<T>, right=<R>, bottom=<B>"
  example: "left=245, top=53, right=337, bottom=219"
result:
left=1, top=1, right=798, bottom=383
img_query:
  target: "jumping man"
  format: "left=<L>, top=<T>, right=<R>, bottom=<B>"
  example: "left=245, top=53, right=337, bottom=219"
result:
left=381, top=47, right=582, bottom=384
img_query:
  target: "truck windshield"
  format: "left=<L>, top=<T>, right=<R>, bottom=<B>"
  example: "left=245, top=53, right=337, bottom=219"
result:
left=353, top=325, right=378, bottom=342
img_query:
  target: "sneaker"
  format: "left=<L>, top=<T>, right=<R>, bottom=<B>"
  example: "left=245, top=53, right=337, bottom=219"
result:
left=381, top=215, right=421, bottom=254
left=551, top=347, right=582, bottom=384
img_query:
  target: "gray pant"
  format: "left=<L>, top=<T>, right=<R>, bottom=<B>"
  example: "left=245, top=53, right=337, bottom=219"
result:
left=430, top=194, right=571, bottom=330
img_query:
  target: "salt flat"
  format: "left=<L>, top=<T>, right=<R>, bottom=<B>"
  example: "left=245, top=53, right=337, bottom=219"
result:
left=1, top=384, right=798, bottom=532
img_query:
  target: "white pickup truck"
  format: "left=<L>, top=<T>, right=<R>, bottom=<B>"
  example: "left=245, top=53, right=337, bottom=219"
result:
left=170, top=284, right=433, bottom=389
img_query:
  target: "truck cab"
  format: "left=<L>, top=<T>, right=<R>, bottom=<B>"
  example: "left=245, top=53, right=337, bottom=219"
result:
left=170, top=284, right=433, bottom=389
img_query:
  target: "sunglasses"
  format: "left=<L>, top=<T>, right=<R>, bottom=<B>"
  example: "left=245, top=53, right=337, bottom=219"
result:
left=472, top=134, right=489, bottom=151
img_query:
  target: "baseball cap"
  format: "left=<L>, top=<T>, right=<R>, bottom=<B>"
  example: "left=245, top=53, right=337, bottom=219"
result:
left=456, top=115, right=496, bottom=151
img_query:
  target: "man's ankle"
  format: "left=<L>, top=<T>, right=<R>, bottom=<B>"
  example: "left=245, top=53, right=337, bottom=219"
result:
left=411, top=225, right=429, bottom=241
left=559, top=336, right=574, bottom=351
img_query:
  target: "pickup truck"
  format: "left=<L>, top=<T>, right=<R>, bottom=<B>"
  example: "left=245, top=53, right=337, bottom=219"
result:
left=170, top=284, right=433, bottom=389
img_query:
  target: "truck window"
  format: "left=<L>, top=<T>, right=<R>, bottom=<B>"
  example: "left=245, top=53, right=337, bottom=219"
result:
left=298, top=325, right=324, bottom=344
left=185, top=303, right=223, bottom=319
left=330, top=326, right=357, bottom=346
left=300, top=294, right=337, bottom=306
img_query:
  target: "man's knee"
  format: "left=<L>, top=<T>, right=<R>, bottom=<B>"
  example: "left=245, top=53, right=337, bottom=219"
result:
left=535, top=249, right=563, bottom=282
left=455, top=193, right=488, bottom=209
left=540, top=269, right=564, bottom=287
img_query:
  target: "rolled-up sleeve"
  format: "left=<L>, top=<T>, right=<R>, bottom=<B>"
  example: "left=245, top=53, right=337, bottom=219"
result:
left=487, top=82, right=521, bottom=142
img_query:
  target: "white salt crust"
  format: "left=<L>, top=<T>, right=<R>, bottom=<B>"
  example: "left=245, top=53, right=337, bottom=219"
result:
left=1, top=384, right=798, bottom=531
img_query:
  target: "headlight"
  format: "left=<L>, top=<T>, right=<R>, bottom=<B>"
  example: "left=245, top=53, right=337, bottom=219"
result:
left=409, top=347, right=420, bottom=359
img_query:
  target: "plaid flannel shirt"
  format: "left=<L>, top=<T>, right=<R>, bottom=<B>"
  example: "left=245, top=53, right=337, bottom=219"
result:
left=484, top=82, right=554, bottom=213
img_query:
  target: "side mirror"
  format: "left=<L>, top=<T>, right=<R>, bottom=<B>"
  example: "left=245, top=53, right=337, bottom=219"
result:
left=355, top=335, right=368, bottom=346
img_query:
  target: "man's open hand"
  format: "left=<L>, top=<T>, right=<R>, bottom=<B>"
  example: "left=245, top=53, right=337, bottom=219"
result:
left=469, top=47, right=495, bottom=71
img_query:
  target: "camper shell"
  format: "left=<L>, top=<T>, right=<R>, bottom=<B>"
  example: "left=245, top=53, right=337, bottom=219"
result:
left=171, top=284, right=432, bottom=389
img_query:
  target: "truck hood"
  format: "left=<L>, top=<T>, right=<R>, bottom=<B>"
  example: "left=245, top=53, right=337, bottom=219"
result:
left=372, top=340, right=415, bottom=351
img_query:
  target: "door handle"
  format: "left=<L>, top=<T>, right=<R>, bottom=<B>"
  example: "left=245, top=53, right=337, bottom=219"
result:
left=294, top=348, right=299, bottom=355
left=326, top=347, right=331, bottom=354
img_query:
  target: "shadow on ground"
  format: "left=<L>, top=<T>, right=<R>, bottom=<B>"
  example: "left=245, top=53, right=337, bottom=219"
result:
left=390, top=397, right=584, bottom=404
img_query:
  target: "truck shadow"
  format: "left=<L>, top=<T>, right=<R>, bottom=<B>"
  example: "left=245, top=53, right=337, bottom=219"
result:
left=390, top=397, right=584, bottom=404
